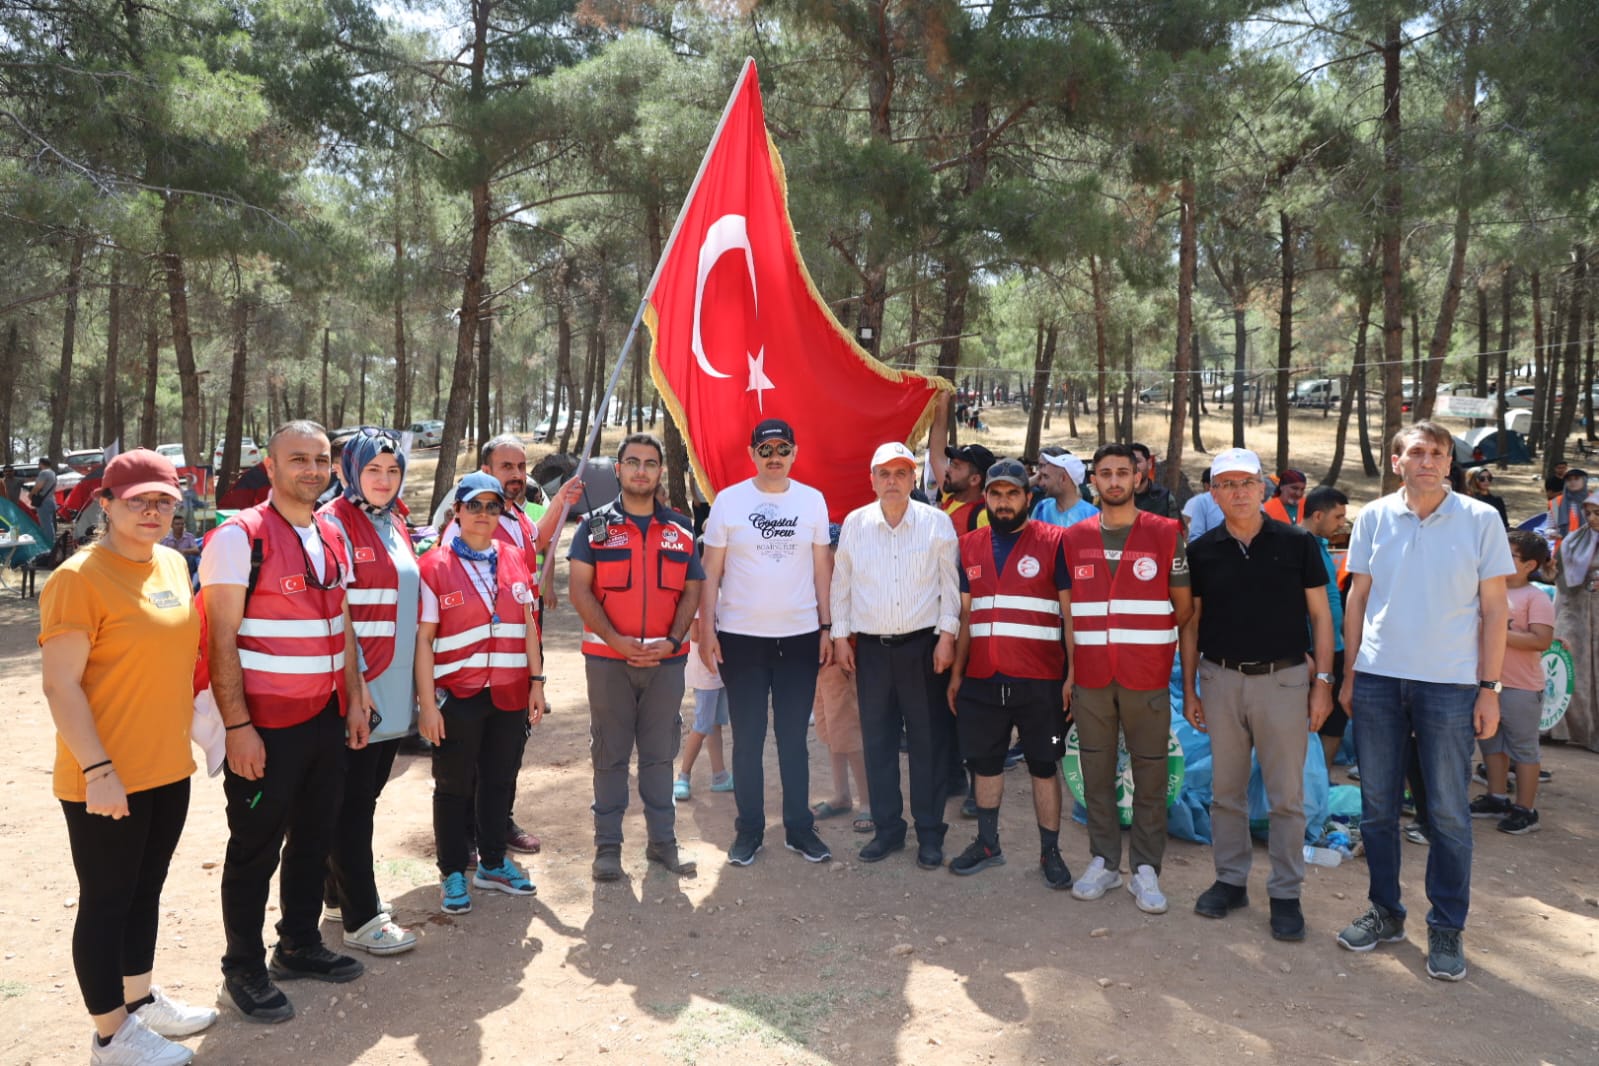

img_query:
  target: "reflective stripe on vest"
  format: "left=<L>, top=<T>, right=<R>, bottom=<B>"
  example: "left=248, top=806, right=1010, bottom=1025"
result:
left=1061, top=512, right=1180, bottom=689
left=324, top=497, right=406, bottom=682
left=580, top=503, right=694, bottom=660
left=420, top=547, right=535, bottom=711
left=959, top=522, right=1067, bottom=680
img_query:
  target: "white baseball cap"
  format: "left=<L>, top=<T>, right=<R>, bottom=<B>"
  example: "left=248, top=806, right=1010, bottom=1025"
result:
left=1210, top=447, right=1262, bottom=479
left=870, top=442, right=918, bottom=470
left=1041, top=450, right=1086, bottom=484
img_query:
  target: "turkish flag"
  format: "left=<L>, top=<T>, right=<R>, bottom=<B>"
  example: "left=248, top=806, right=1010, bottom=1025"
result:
left=646, top=59, right=950, bottom=521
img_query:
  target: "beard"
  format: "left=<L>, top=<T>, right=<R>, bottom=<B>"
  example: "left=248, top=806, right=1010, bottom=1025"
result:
left=987, top=507, right=1027, bottom=534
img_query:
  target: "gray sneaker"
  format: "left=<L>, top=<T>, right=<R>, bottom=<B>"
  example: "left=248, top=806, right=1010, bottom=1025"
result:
left=1426, top=927, right=1467, bottom=981
left=1336, top=904, right=1406, bottom=952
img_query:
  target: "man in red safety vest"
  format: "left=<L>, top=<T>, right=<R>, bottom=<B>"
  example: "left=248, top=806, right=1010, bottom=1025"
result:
left=946, top=459, right=1075, bottom=886
left=1060, top=443, right=1192, bottom=915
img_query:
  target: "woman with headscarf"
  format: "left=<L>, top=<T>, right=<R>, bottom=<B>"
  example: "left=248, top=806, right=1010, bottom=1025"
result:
left=1465, top=466, right=1509, bottom=528
left=316, top=429, right=420, bottom=955
left=40, top=450, right=216, bottom=1065
left=416, top=472, right=546, bottom=914
left=1552, top=492, right=1599, bottom=752
left=1548, top=468, right=1589, bottom=544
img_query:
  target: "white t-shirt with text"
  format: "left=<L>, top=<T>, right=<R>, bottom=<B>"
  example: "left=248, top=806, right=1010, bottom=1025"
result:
left=703, top=478, right=830, bottom=638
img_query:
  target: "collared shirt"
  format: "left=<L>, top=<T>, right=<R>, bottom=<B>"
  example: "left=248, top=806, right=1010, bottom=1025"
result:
left=1345, top=489, right=1515, bottom=684
left=1032, top=496, right=1098, bottom=529
left=1188, top=517, right=1327, bottom=663
left=831, top=498, right=960, bottom=638
left=1316, top=536, right=1345, bottom=653
left=1183, top=491, right=1225, bottom=542
left=161, top=530, right=200, bottom=554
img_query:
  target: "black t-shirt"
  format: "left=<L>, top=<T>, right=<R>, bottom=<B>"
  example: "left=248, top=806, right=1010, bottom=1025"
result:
left=1188, top=517, right=1327, bottom=663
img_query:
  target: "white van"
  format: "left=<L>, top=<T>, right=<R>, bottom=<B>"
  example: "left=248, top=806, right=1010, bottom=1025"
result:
left=1292, top=379, right=1340, bottom=408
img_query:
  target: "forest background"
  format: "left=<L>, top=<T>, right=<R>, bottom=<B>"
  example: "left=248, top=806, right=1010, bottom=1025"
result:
left=4, top=0, right=1598, bottom=511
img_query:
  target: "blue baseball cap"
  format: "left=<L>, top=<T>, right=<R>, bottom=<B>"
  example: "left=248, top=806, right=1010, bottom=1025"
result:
left=455, top=471, right=506, bottom=504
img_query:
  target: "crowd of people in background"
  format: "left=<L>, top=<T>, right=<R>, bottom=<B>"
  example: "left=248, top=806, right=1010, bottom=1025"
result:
left=33, top=410, right=1594, bottom=1063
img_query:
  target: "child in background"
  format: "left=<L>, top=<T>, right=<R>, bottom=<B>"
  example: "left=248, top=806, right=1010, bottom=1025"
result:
left=675, top=615, right=733, bottom=799
left=810, top=524, right=873, bottom=834
left=1469, top=530, right=1555, bottom=834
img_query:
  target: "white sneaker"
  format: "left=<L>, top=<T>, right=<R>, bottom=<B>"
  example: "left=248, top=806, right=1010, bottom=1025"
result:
left=134, top=986, right=218, bottom=1038
left=90, top=1013, right=193, bottom=1066
left=1127, top=864, right=1169, bottom=914
left=1070, top=856, right=1123, bottom=900
left=344, top=912, right=418, bottom=956
left=323, top=898, right=391, bottom=924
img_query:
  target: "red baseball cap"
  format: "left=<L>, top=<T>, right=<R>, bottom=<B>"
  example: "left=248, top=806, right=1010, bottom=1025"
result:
left=101, top=449, right=182, bottom=500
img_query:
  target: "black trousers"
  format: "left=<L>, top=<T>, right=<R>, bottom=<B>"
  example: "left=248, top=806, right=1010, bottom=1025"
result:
left=432, top=689, right=528, bottom=875
left=718, top=630, right=821, bottom=837
left=61, top=778, right=190, bottom=1015
left=324, top=737, right=401, bottom=932
left=220, top=698, right=347, bottom=978
left=855, top=632, right=953, bottom=846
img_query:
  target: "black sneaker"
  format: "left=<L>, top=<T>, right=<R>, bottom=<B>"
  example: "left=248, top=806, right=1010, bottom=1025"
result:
left=1469, top=793, right=1511, bottom=819
left=949, top=838, right=1005, bottom=876
left=916, top=841, right=945, bottom=870
left=727, top=832, right=763, bottom=867
left=268, top=943, right=364, bottom=984
left=1040, top=847, right=1072, bottom=890
left=1497, top=806, right=1540, bottom=835
left=1269, top=897, right=1306, bottom=941
left=1194, top=880, right=1249, bottom=918
left=784, top=828, right=832, bottom=863
left=219, top=971, right=294, bottom=1024
left=858, top=836, right=905, bottom=863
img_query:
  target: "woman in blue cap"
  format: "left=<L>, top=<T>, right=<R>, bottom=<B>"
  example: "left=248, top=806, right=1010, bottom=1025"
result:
left=416, top=472, right=546, bottom=914
left=317, top=429, right=420, bottom=955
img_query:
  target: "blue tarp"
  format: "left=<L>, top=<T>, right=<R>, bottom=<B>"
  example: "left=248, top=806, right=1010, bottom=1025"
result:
left=0, top=497, right=51, bottom=567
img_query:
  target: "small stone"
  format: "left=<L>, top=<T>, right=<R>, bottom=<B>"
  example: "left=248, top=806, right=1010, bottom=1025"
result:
left=63, top=899, right=77, bottom=909
left=1333, top=891, right=1346, bottom=900
left=201, top=861, right=217, bottom=870
left=891, top=943, right=915, bottom=957
left=1279, top=962, right=1292, bottom=974
left=601, top=943, right=613, bottom=952
left=935, top=935, right=949, bottom=946
left=1096, top=977, right=1113, bottom=988
left=1090, top=927, right=1110, bottom=938
left=1105, top=1056, right=1123, bottom=1065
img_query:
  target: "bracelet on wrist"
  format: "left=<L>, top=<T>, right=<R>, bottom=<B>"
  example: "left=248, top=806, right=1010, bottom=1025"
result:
left=529, top=674, right=547, bottom=683
left=81, top=758, right=112, bottom=775
left=88, top=767, right=117, bottom=784
left=225, top=721, right=253, bottom=732
left=819, top=623, right=832, bottom=631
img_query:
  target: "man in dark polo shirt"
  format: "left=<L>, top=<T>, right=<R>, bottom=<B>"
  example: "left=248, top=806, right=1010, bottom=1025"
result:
left=1180, top=447, right=1335, bottom=942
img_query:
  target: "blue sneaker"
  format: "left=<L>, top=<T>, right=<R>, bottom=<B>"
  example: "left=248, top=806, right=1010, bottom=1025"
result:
left=473, top=858, right=537, bottom=896
left=440, top=872, right=472, bottom=914
left=708, top=771, right=735, bottom=793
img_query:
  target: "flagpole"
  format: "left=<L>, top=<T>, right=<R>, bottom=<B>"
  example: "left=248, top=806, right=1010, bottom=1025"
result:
left=536, top=58, right=756, bottom=598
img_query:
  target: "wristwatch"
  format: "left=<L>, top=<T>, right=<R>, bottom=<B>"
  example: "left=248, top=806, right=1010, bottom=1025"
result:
left=1314, top=672, right=1335, bottom=686
left=1479, top=679, right=1503, bottom=694
left=666, top=635, right=683, bottom=654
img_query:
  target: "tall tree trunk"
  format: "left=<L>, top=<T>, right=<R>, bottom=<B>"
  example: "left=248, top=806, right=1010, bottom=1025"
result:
left=140, top=299, right=159, bottom=450
left=1090, top=253, right=1109, bottom=444
left=645, top=202, right=691, bottom=509
left=1228, top=257, right=1248, bottom=447
left=219, top=290, right=251, bottom=495
left=935, top=263, right=972, bottom=448
left=1121, top=328, right=1135, bottom=442
left=1165, top=164, right=1195, bottom=489
left=1275, top=212, right=1294, bottom=471
left=551, top=259, right=574, bottom=452
left=1585, top=281, right=1596, bottom=441
left=320, top=325, right=331, bottom=428
left=1328, top=266, right=1377, bottom=484
left=0, top=323, right=19, bottom=462
left=1474, top=281, right=1490, bottom=397
left=48, top=235, right=87, bottom=461
left=477, top=312, right=493, bottom=450
left=1190, top=367, right=1204, bottom=452
left=102, top=256, right=123, bottom=448
left=1530, top=269, right=1546, bottom=456
left=1495, top=268, right=1514, bottom=468
left=159, top=199, right=202, bottom=469
left=1023, top=321, right=1057, bottom=459
left=392, top=225, right=410, bottom=427
left=1379, top=18, right=1405, bottom=490
left=1546, top=246, right=1586, bottom=471
left=358, top=343, right=370, bottom=426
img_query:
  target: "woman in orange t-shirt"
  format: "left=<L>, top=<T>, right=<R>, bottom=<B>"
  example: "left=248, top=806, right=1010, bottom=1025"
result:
left=38, top=450, right=214, bottom=1065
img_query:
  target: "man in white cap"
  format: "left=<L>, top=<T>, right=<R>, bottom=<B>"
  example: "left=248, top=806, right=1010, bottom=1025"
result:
left=831, top=442, right=962, bottom=869
left=1180, top=447, right=1334, bottom=942
left=1031, top=447, right=1098, bottom=529
left=1062, top=443, right=1191, bottom=913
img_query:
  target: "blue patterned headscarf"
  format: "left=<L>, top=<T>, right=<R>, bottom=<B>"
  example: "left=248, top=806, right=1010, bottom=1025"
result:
left=340, top=429, right=407, bottom=515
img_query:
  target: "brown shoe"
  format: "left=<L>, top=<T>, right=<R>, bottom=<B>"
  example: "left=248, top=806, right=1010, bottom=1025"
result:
left=506, top=826, right=541, bottom=855
left=645, top=840, right=698, bottom=876
left=592, top=844, right=623, bottom=882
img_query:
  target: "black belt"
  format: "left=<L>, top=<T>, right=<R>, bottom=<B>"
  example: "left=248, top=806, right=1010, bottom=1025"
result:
left=855, top=627, right=936, bottom=647
left=1209, top=656, right=1302, bottom=676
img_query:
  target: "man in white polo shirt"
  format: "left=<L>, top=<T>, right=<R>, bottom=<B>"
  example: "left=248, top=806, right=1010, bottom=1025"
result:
left=1335, top=421, right=1513, bottom=982
left=831, top=442, right=962, bottom=870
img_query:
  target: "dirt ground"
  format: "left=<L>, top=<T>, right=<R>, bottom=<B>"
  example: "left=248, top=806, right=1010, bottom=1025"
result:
left=2, top=406, right=1597, bottom=1065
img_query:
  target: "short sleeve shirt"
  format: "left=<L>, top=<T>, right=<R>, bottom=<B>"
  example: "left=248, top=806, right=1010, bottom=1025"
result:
left=1502, top=583, right=1556, bottom=692
left=1188, top=518, right=1327, bottom=662
left=1346, top=490, right=1516, bottom=684
left=703, top=478, right=830, bottom=638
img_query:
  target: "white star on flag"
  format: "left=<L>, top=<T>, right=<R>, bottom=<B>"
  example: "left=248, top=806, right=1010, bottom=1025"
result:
left=746, top=347, right=774, bottom=410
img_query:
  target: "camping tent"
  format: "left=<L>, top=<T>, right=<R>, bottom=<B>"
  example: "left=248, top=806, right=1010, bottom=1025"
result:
left=1454, top=425, right=1531, bottom=465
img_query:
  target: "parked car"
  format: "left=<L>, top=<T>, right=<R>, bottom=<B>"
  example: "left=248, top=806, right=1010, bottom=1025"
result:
left=1291, top=379, right=1340, bottom=408
left=155, top=443, right=187, bottom=468
left=534, top=414, right=572, bottom=442
left=1214, top=382, right=1258, bottom=403
left=1138, top=384, right=1169, bottom=403
left=408, top=420, right=445, bottom=448
left=212, top=436, right=262, bottom=470
left=1503, top=385, right=1538, bottom=409
left=54, top=448, right=105, bottom=492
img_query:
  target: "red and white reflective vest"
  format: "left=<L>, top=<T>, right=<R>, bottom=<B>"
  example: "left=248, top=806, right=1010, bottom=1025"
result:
left=196, top=503, right=350, bottom=728
left=959, top=521, right=1067, bottom=681
left=420, top=545, right=536, bottom=711
left=1061, top=512, right=1180, bottom=690
left=323, top=496, right=413, bottom=682
left=580, top=502, right=695, bottom=660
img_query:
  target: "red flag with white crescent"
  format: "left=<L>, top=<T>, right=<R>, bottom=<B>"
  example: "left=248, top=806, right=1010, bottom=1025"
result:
left=645, top=59, right=950, bottom=521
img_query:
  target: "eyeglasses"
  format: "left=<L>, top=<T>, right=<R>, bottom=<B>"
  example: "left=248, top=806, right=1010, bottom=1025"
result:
left=117, top=495, right=178, bottom=514
left=460, top=499, right=504, bottom=515
left=619, top=457, right=662, bottom=471
left=1475, top=474, right=1493, bottom=482
left=1212, top=478, right=1260, bottom=492
left=755, top=443, right=793, bottom=459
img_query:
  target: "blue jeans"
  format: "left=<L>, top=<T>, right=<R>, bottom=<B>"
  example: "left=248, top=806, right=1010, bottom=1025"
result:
left=1351, top=673, right=1477, bottom=931
left=718, top=630, right=821, bottom=838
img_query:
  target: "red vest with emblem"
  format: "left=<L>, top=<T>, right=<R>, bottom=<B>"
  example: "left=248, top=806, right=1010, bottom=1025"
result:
left=324, top=496, right=413, bottom=682
left=959, top=521, right=1066, bottom=681
left=195, top=502, right=350, bottom=728
left=1061, top=512, right=1180, bottom=690
left=581, top=503, right=695, bottom=660
left=942, top=496, right=989, bottom=533
left=493, top=507, right=540, bottom=585
left=420, top=545, right=534, bottom=710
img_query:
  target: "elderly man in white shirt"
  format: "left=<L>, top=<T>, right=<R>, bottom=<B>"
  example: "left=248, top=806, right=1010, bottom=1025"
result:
left=831, top=442, right=963, bottom=870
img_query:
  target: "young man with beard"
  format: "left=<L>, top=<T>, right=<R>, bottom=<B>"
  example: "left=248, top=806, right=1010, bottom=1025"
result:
left=938, top=443, right=997, bottom=534
left=947, top=460, right=1075, bottom=886
left=569, top=434, right=703, bottom=881
left=1063, top=444, right=1191, bottom=913
left=699, top=419, right=834, bottom=867
left=1031, top=449, right=1098, bottom=529
left=1130, top=443, right=1179, bottom=520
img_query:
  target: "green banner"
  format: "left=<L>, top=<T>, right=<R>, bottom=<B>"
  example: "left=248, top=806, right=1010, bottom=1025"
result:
left=1541, top=639, right=1575, bottom=732
left=1062, top=723, right=1186, bottom=827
